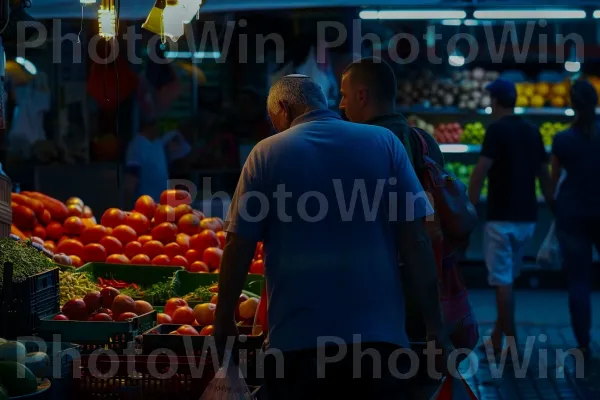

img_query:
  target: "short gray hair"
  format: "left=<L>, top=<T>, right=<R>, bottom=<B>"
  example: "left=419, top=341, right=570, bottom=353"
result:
left=267, top=74, right=328, bottom=113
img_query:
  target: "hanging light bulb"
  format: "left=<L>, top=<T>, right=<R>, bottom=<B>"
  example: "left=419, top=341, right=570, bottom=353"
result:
left=163, top=0, right=185, bottom=41
left=98, top=0, right=116, bottom=39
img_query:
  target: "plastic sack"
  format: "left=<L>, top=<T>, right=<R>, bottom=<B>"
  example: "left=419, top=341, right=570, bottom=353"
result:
left=200, top=353, right=253, bottom=400
left=431, top=375, right=477, bottom=400
left=537, top=221, right=562, bottom=270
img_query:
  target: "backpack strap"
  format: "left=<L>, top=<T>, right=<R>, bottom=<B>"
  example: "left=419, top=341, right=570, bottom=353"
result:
left=412, top=127, right=430, bottom=157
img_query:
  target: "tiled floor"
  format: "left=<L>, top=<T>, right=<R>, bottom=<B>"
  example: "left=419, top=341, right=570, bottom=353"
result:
left=462, top=290, right=600, bottom=399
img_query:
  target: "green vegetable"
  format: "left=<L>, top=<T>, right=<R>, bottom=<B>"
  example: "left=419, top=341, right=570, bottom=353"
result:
left=183, top=285, right=215, bottom=302
left=0, top=361, right=38, bottom=396
left=0, top=239, right=55, bottom=287
left=145, top=277, right=178, bottom=304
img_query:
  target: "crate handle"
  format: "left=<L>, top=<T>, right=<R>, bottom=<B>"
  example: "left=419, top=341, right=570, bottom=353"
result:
left=1, top=262, right=14, bottom=338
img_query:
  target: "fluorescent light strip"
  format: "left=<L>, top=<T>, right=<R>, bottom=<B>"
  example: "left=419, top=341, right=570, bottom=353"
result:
left=440, top=144, right=470, bottom=153
left=594, top=10, right=600, bottom=18
left=463, top=19, right=479, bottom=26
left=474, top=10, right=586, bottom=19
left=360, top=10, right=466, bottom=20
left=164, top=51, right=221, bottom=59
left=441, top=19, right=462, bottom=26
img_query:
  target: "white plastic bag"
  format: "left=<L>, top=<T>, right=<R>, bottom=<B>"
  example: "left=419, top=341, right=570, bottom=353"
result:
left=537, top=221, right=562, bottom=270
left=200, top=352, right=253, bottom=400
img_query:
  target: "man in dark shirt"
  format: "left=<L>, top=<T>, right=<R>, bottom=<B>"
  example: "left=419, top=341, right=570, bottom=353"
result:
left=468, top=79, right=554, bottom=353
left=339, top=57, right=447, bottom=400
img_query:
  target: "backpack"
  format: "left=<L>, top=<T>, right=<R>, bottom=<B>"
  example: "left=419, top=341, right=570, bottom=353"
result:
left=409, top=127, right=479, bottom=351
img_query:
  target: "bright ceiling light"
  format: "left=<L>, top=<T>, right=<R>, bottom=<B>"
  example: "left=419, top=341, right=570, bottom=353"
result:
left=473, top=9, right=586, bottom=19
left=463, top=19, right=479, bottom=26
left=565, top=108, right=575, bottom=116
left=80, top=0, right=96, bottom=4
left=594, top=10, right=600, bottom=18
left=565, top=61, right=581, bottom=73
left=449, top=55, right=465, bottom=67
left=441, top=19, right=462, bottom=26
left=360, top=10, right=467, bottom=20
left=98, top=0, right=116, bottom=39
left=164, top=51, right=221, bottom=59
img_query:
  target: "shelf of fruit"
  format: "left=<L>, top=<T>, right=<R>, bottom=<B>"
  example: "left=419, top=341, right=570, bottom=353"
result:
left=408, top=115, right=570, bottom=152
left=446, top=162, right=545, bottom=204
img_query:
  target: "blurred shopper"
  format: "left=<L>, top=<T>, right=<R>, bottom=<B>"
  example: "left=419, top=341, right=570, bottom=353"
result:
left=468, top=79, right=554, bottom=353
left=123, top=116, right=169, bottom=208
left=551, top=80, right=600, bottom=358
left=339, top=57, right=455, bottom=399
left=215, top=75, right=453, bottom=399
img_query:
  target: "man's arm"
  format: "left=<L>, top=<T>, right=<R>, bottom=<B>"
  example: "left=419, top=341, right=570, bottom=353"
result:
left=468, top=156, right=493, bottom=206
left=214, top=233, right=257, bottom=336
left=398, top=218, right=450, bottom=344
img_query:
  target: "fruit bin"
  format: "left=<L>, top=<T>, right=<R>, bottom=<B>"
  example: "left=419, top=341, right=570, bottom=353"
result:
left=71, top=354, right=262, bottom=399
left=37, top=311, right=157, bottom=355
left=1, top=267, right=60, bottom=338
left=172, top=271, right=264, bottom=305
left=76, top=263, right=184, bottom=304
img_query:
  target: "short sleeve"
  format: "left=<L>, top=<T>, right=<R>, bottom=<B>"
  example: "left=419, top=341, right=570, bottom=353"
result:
left=480, top=124, right=499, bottom=160
left=224, top=146, right=268, bottom=241
left=392, top=134, right=435, bottom=222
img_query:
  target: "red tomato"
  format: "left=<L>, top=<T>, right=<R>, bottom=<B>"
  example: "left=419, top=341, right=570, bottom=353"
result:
left=171, top=255, right=189, bottom=268
left=189, top=230, right=219, bottom=253
left=99, top=236, right=123, bottom=256
left=203, top=247, right=223, bottom=270
left=152, top=255, right=171, bottom=266
left=151, top=222, right=178, bottom=244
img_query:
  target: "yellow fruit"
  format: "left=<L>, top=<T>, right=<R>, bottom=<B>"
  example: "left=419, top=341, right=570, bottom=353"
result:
left=551, top=96, right=566, bottom=108
left=516, top=84, right=525, bottom=95
left=530, top=95, right=545, bottom=108
left=522, top=84, right=535, bottom=98
left=552, top=83, right=568, bottom=97
left=516, top=96, right=529, bottom=107
left=536, top=82, right=550, bottom=96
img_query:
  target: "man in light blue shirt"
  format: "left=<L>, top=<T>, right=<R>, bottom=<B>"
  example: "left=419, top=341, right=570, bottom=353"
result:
left=215, top=75, right=451, bottom=399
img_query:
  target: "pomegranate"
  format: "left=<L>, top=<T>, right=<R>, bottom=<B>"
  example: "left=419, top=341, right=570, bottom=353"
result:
left=62, top=298, right=88, bottom=321
left=83, top=291, right=102, bottom=313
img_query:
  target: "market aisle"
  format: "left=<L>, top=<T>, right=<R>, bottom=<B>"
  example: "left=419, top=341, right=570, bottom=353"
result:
left=462, top=290, right=600, bottom=399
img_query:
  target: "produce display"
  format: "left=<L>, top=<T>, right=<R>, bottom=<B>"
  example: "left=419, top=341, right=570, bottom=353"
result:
left=0, top=238, right=55, bottom=286
left=407, top=115, right=434, bottom=133
left=433, top=123, right=463, bottom=144
left=515, top=81, right=569, bottom=108
left=540, top=121, right=570, bottom=146
left=0, top=339, right=49, bottom=397
left=397, top=68, right=497, bottom=109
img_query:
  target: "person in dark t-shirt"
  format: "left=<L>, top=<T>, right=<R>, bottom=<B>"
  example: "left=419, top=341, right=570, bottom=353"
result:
left=469, top=79, right=554, bottom=353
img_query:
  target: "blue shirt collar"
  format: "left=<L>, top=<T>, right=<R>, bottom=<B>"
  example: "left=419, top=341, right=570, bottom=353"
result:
left=290, top=109, right=342, bottom=128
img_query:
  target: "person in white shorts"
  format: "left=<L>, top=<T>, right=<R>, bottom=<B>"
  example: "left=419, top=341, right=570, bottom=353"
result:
left=469, top=79, right=555, bottom=354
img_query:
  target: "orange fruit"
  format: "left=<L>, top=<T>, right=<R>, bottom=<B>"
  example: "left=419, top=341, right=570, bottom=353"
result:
left=111, top=295, right=136, bottom=319
left=40, top=209, right=52, bottom=225
left=200, top=218, right=222, bottom=232
left=63, top=216, right=84, bottom=236
left=160, top=190, right=192, bottom=207
left=134, top=300, right=154, bottom=315
left=70, top=255, right=84, bottom=267
left=165, top=298, right=188, bottom=317
left=178, top=213, right=201, bottom=236
left=200, top=325, right=215, bottom=336
left=80, top=224, right=108, bottom=244
left=134, top=195, right=157, bottom=220
left=125, top=212, right=151, bottom=235
left=154, top=205, right=176, bottom=225
left=112, top=225, right=137, bottom=244
left=67, top=204, right=83, bottom=217
left=151, top=222, right=178, bottom=244
left=82, top=205, right=93, bottom=218
left=174, top=204, right=193, bottom=221
left=190, top=230, right=219, bottom=253
left=175, top=233, right=190, bottom=252
left=83, top=243, right=107, bottom=263
left=188, top=261, right=209, bottom=273
left=33, top=225, right=46, bottom=240
left=56, top=239, right=85, bottom=259
left=130, top=254, right=151, bottom=264
left=99, top=236, right=123, bottom=255
left=142, top=240, right=164, bottom=259
left=66, top=197, right=84, bottom=207
left=171, top=255, right=189, bottom=268
left=101, top=208, right=126, bottom=228
left=124, top=241, right=143, bottom=259
left=45, top=222, right=63, bottom=241
left=43, top=240, right=56, bottom=252
left=164, top=242, right=182, bottom=258
left=106, top=254, right=130, bottom=264
left=203, top=247, right=223, bottom=270
left=185, top=249, right=202, bottom=264
left=172, top=306, right=195, bottom=325
left=157, top=313, right=172, bottom=324
left=152, top=255, right=171, bottom=266
left=176, top=325, right=199, bottom=336
left=138, top=235, right=152, bottom=245
left=193, top=303, right=216, bottom=326
left=216, top=231, right=226, bottom=249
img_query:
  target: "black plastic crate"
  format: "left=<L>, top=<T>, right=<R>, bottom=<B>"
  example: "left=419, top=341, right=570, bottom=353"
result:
left=2, top=268, right=60, bottom=338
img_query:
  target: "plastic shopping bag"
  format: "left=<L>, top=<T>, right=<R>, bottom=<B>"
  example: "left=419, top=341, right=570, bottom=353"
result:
left=431, top=374, right=477, bottom=400
left=537, top=222, right=562, bottom=270
left=200, top=353, right=254, bottom=400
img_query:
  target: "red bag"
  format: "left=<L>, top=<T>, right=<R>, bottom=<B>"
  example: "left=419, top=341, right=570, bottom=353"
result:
left=432, top=375, right=478, bottom=400
left=412, top=127, right=478, bottom=240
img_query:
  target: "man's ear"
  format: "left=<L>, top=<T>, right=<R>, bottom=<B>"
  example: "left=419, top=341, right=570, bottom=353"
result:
left=278, top=100, right=290, bottom=115
left=358, top=88, right=369, bottom=105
